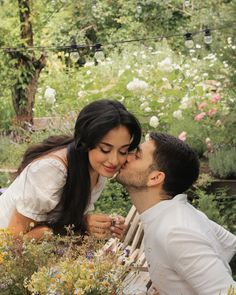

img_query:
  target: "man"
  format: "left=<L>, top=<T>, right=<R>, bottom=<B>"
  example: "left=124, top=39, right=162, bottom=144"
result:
left=116, top=132, right=236, bottom=295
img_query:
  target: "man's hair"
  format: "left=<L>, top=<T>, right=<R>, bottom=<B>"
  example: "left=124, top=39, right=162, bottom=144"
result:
left=149, top=132, right=199, bottom=197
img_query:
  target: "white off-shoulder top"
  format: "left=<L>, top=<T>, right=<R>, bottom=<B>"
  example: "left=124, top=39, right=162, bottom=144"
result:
left=0, top=158, right=106, bottom=228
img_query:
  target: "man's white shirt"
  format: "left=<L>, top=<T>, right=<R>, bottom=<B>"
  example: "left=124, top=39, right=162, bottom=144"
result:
left=140, top=194, right=236, bottom=295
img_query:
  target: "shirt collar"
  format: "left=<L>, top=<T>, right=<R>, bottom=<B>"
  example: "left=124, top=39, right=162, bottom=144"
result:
left=140, top=194, right=188, bottom=224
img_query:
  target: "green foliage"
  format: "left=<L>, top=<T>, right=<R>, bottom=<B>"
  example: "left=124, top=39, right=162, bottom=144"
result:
left=209, top=147, right=236, bottom=179
left=0, top=172, right=11, bottom=189
left=192, top=189, right=236, bottom=234
left=95, top=180, right=131, bottom=216
left=0, top=136, right=26, bottom=169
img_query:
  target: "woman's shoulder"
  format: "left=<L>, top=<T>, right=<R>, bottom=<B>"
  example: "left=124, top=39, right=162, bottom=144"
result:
left=28, top=149, right=68, bottom=175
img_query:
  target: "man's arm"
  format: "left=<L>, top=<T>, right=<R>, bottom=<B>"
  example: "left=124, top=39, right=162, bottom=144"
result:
left=167, top=228, right=236, bottom=295
left=209, top=220, right=236, bottom=261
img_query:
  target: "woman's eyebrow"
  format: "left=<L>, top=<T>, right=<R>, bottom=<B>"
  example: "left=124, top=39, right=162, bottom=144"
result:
left=100, top=142, right=130, bottom=148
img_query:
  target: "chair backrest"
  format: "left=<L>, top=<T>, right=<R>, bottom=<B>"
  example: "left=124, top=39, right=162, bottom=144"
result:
left=102, top=205, right=158, bottom=294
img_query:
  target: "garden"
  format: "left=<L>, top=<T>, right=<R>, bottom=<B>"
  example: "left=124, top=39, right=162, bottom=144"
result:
left=0, top=0, right=236, bottom=294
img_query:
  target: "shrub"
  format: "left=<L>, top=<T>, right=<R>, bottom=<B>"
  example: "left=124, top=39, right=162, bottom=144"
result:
left=95, top=180, right=131, bottom=216
left=208, top=147, right=236, bottom=179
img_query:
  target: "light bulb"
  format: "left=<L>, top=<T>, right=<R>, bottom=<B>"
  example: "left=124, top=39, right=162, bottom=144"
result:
left=184, top=32, right=194, bottom=48
left=184, top=1, right=191, bottom=8
left=204, top=29, right=212, bottom=44
left=70, top=51, right=80, bottom=63
left=136, top=4, right=142, bottom=14
left=94, top=49, right=105, bottom=63
left=92, top=4, right=97, bottom=15
left=185, top=39, right=194, bottom=48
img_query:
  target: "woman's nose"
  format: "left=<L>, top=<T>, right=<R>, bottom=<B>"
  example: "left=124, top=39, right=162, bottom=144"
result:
left=108, top=152, right=119, bottom=166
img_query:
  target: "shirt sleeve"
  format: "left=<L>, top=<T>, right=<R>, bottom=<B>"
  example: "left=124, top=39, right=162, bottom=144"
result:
left=15, top=158, right=67, bottom=222
left=209, top=220, right=236, bottom=262
left=166, top=228, right=236, bottom=295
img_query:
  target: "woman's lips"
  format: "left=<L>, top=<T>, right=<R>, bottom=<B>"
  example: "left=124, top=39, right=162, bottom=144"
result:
left=103, top=165, right=117, bottom=173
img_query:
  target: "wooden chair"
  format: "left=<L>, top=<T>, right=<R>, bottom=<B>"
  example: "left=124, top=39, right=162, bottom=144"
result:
left=102, top=206, right=159, bottom=294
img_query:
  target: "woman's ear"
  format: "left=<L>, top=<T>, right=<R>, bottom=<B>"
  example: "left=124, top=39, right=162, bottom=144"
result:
left=147, top=170, right=165, bottom=187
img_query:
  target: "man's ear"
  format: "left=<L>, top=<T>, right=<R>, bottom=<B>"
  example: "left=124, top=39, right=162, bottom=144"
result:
left=147, top=170, right=165, bottom=187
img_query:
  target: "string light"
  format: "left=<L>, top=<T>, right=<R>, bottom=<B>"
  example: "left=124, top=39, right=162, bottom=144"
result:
left=0, top=23, right=235, bottom=54
left=136, top=3, right=142, bottom=14
left=204, top=28, right=213, bottom=44
left=184, top=32, right=194, bottom=48
left=94, top=43, right=105, bottom=63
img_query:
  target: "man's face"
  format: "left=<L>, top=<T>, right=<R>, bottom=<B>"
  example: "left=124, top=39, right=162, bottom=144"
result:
left=116, top=139, right=155, bottom=188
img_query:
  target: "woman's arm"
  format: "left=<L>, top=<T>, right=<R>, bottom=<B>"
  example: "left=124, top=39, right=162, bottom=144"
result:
left=8, top=210, right=52, bottom=239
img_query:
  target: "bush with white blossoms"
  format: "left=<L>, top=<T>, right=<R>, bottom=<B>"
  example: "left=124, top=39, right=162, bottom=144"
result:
left=44, top=86, right=56, bottom=104
left=31, top=41, right=235, bottom=155
left=149, top=116, right=159, bottom=128
left=126, top=78, right=149, bottom=92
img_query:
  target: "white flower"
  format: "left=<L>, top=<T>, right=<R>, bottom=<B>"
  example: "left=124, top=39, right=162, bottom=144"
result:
left=77, top=91, right=87, bottom=98
left=158, top=57, right=173, bottom=73
left=44, top=86, right=56, bottom=104
left=180, top=95, right=192, bottom=109
left=145, top=133, right=150, bottom=141
left=118, top=69, right=125, bottom=77
left=149, top=116, right=159, bottom=128
left=196, top=44, right=201, bottom=49
left=140, top=101, right=149, bottom=110
left=144, top=107, right=152, bottom=113
left=227, top=37, right=232, bottom=45
left=84, top=61, right=94, bottom=67
left=127, top=78, right=149, bottom=91
left=173, top=110, right=183, bottom=119
left=139, top=96, right=147, bottom=102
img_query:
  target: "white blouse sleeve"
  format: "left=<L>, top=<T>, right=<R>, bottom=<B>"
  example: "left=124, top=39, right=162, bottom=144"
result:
left=14, top=158, right=67, bottom=222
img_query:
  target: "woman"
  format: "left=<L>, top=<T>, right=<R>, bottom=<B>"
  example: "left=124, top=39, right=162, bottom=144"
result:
left=0, top=99, right=141, bottom=239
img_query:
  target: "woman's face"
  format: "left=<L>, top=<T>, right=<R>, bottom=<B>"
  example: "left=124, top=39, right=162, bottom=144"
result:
left=88, top=125, right=131, bottom=178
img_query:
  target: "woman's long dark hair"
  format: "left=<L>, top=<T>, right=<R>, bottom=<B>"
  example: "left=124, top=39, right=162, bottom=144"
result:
left=16, top=99, right=142, bottom=234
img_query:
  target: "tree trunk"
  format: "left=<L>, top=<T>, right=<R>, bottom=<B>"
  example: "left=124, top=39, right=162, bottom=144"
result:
left=9, top=0, right=46, bottom=127
left=10, top=52, right=46, bottom=126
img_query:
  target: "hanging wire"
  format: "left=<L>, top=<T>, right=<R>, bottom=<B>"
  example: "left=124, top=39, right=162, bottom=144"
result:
left=0, top=23, right=235, bottom=54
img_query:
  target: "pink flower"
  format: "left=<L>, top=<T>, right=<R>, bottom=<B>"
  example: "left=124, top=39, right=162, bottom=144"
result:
left=208, top=108, right=217, bottom=116
left=198, top=101, right=208, bottom=110
left=194, top=112, right=206, bottom=121
left=211, top=94, right=220, bottom=103
left=178, top=131, right=187, bottom=141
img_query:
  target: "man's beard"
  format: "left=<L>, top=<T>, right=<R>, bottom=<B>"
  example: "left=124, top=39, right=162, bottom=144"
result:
left=116, top=169, right=149, bottom=191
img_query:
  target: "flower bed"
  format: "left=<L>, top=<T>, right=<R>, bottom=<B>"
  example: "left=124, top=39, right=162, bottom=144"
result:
left=0, top=229, right=130, bottom=295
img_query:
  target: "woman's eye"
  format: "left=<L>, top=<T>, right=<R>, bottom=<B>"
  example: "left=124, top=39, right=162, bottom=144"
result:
left=100, top=148, right=111, bottom=153
left=119, top=150, right=128, bottom=156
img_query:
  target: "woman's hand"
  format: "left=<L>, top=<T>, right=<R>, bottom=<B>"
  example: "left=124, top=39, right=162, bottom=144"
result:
left=84, top=213, right=112, bottom=239
left=84, top=213, right=127, bottom=240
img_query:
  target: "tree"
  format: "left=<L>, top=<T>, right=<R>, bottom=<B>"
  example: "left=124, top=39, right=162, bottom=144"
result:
left=7, top=0, right=46, bottom=126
